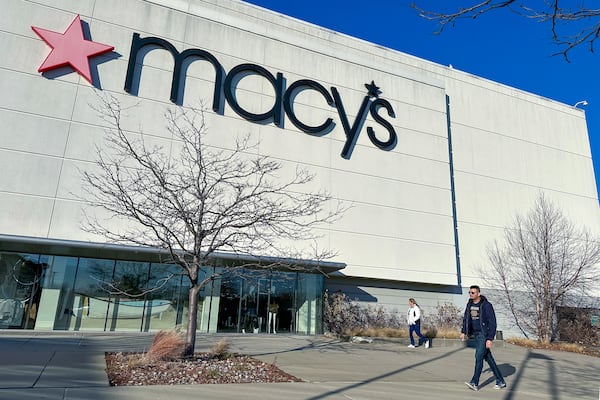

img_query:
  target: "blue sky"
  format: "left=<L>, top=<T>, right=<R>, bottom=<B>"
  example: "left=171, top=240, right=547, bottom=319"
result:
left=244, top=0, right=600, bottom=198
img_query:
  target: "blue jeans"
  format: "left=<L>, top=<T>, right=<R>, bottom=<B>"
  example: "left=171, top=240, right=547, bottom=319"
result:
left=470, top=332, right=505, bottom=386
left=409, top=321, right=426, bottom=346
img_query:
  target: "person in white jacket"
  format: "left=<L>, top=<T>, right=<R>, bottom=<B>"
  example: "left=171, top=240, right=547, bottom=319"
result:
left=407, top=298, right=429, bottom=348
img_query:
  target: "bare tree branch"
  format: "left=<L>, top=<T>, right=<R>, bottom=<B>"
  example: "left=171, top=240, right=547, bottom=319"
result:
left=90, top=273, right=177, bottom=298
left=79, top=94, right=348, bottom=355
left=480, top=193, right=600, bottom=342
left=411, top=1, right=600, bottom=60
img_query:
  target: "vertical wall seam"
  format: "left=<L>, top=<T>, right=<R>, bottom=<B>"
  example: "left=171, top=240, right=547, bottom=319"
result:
left=446, top=95, right=462, bottom=289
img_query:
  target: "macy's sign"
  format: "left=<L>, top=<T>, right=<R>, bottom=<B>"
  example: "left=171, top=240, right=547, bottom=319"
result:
left=33, top=15, right=398, bottom=159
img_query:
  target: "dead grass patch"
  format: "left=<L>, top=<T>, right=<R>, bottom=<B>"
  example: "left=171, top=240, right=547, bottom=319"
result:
left=425, top=327, right=461, bottom=339
left=143, top=328, right=186, bottom=363
left=346, top=326, right=461, bottom=339
left=506, top=337, right=600, bottom=357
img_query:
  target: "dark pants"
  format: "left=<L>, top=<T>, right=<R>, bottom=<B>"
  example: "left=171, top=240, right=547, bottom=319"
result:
left=409, top=320, right=426, bottom=345
left=470, top=332, right=505, bottom=386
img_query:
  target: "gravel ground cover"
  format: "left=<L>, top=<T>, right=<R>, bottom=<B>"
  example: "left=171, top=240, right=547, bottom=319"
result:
left=105, top=351, right=302, bottom=386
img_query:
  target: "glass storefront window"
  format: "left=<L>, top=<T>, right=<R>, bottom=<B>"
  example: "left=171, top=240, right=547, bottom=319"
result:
left=0, top=252, right=47, bottom=329
left=0, top=250, right=325, bottom=335
left=268, top=271, right=298, bottom=334
left=38, top=255, right=78, bottom=330
left=296, top=273, right=323, bottom=335
left=214, top=269, right=322, bottom=335
left=70, top=258, right=115, bottom=331
left=144, top=263, right=186, bottom=331
left=107, top=261, right=151, bottom=331
left=216, top=274, right=243, bottom=332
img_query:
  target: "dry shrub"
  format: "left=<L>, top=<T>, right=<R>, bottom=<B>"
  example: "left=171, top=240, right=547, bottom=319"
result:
left=125, top=353, right=148, bottom=368
left=323, top=291, right=364, bottom=335
left=506, top=337, right=538, bottom=347
left=428, top=302, right=463, bottom=331
left=211, top=339, right=230, bottom=359
left=349, top=326, right=461, bottom=339
left=144, top=328, right=186, bottom=362
left=323, top=291, right=403, bottom=335
left=557, top=342, right=586, bottom=353
left=557, top=308, right=600, bottom=346
left=323, top=291, right=465, bottom=338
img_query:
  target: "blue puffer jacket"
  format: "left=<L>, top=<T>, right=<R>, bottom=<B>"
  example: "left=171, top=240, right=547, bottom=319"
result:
left=461, top=295, right=498, bottom=341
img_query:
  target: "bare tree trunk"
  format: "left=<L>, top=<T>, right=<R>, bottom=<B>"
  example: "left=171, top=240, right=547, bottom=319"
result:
left=185, top=284, right=201, bottom=357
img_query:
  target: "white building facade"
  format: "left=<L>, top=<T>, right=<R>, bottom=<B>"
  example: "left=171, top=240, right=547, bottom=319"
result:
left=1, top=0, right=598, bottom=334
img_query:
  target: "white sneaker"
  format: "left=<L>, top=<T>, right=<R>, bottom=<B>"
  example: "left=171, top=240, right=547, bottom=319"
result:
left=407, top=344, right=415, bottom=348
left=425, top=340, right=430, bottom=349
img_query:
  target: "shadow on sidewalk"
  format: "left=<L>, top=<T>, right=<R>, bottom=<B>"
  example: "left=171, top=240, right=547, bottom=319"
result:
left=304, top=346, right=467, bottom=400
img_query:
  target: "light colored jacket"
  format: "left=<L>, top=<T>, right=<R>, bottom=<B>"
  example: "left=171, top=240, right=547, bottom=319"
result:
left=407, top=305, right=421, bottom=325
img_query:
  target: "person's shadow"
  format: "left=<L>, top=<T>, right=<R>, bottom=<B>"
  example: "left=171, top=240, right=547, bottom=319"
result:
left=479, top=363, right=516, bottom=388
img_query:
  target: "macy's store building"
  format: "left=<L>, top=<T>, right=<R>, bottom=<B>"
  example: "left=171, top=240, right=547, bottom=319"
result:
left=1, top=0, right=599, bottom=335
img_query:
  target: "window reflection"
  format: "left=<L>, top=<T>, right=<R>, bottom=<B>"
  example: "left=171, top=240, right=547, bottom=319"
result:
left=0, top=251, right=324, bottom=334
left=70, top=258, right=115, bottom=330
left=214, top=269, right=320, bottom=335
left=145, top=263, right=185, bottom=331
left=0, top=253, right=46, bottom=329
left=108, top=261, right=151, bottom=331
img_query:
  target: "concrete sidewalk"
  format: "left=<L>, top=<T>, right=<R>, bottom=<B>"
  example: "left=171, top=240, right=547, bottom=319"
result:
left=0, top=332, right=598, bottom=400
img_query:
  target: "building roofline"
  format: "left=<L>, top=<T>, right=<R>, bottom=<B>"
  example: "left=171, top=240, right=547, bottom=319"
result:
left=0, top=234, right=346, bottom=273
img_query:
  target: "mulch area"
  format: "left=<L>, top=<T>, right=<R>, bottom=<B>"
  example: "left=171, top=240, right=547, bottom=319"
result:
left=105, top=352, right=302, bottom=386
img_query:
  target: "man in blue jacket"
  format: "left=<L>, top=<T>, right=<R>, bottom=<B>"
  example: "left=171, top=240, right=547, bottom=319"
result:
left=461, top=285, right=507, bottom=391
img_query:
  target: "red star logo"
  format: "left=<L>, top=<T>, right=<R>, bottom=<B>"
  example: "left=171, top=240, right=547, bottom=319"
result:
left=32, top=15, right=114, bottom=84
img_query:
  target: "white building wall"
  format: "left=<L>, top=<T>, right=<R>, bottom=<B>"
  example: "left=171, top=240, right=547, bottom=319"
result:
left=1, top=0, right=599, bottom=323
left=441, top=73, right=599, bottom=282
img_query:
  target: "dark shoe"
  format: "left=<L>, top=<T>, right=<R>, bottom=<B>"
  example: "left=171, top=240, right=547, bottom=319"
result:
left=494, top=382, right=507, bottom=389
left=465, top=382, right=479, bottom=391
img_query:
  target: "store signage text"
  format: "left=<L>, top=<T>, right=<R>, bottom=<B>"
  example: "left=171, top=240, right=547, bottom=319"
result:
left=31, top=14, right=398, bottom=160
left=124, top=34, right=398, bottom=159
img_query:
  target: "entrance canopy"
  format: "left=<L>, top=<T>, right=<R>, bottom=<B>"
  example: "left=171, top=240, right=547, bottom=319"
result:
left=0, top=234, right=346, bottom=274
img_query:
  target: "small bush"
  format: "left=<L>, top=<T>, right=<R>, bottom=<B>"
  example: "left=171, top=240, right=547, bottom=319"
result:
left=557, top=308, right=600, bottom=346
left=428, top=302, right=463, bottom=331
left=125, top=353, right=147, bottom=368
left=323, top=291, right=365, bottom=335
left=323, top=291, right=462, bottom=338
left=144, top=328, right=186, bottom=362
left=211, top=339, right=230, bottom=359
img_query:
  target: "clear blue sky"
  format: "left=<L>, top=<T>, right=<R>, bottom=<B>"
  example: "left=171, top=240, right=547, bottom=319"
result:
left=244, top=0, right=600, bottom=199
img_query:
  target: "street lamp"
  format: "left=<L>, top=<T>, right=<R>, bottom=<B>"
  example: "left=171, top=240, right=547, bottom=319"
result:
left=573, top=100, right=588, bottom=108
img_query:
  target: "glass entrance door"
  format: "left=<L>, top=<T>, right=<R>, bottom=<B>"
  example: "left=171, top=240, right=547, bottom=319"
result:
left=268, top=271, right=297, bottom=333
left=216, top=275, right=242, bottom=332
left=216, top=270, right=299, bottom=334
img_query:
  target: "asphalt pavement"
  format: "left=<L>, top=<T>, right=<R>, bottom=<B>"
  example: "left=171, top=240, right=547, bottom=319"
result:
left=0, top=331, right=598, bottom=400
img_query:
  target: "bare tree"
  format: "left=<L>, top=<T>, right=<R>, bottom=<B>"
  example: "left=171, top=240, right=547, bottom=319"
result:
left=81, top=95, right=346, bottom=355
left=411, top=1, right=600, bottom=60
left=482, top=193, right=600, bottom=342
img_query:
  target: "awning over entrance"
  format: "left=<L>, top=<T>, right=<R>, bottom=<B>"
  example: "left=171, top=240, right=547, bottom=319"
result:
left=0, top=234, right=346, bottom=274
